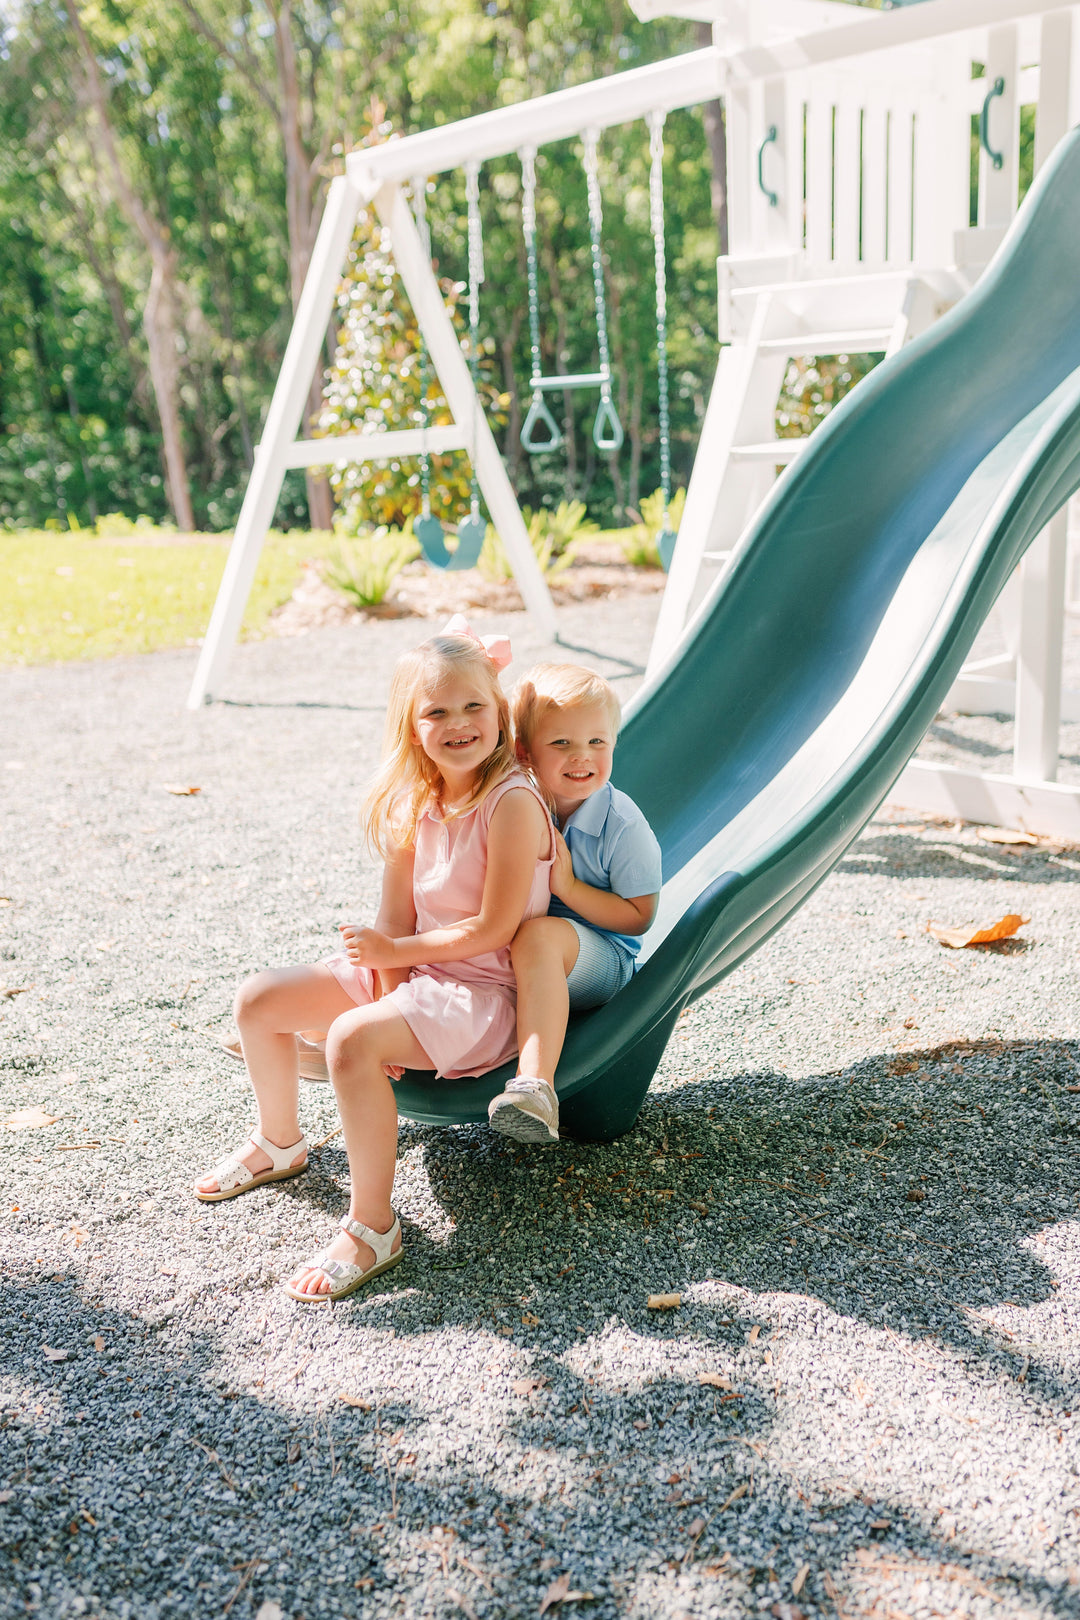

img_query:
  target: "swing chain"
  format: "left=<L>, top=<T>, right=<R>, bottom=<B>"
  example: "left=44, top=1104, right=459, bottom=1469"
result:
left=519, top=145, right=562, bottom=452
left=647, top=110, right=673, bottom=543
left=582, top=128, right=622, bottom=451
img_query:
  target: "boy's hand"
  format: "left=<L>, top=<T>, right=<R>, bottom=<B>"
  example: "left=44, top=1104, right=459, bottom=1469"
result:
left=339, top=923, right=396, bottom=968
left=550, top=830, right=576, bottom=904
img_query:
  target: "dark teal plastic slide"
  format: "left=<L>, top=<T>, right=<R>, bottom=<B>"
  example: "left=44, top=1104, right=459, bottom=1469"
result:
left=395, top=124, right=1080, bottom=1140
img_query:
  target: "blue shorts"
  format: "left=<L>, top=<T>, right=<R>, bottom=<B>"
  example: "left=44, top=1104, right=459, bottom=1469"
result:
left=565, top=920, right=634, bottom=1010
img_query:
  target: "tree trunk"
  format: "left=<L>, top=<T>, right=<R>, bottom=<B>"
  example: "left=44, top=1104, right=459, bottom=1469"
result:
left=64, top=1, right=195, bottom=531
left=695, top=21, right=729, bottom=254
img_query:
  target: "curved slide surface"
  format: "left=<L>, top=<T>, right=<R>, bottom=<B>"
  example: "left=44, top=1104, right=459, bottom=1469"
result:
left=395, top=124, right=1080, bottom=1139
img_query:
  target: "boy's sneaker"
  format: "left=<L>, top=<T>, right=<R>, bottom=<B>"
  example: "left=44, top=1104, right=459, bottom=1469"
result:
left=487, top=1076, right=560, bottom=1143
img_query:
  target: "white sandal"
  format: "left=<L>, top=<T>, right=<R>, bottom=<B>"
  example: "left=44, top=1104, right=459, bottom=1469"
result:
left=195, top=1130, right=309, bottom=1203
left=284, top=1212, right=403, bottom=1303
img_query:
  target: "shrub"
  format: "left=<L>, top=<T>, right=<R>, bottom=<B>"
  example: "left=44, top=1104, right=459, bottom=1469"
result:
left=322, top=523, right=420, bottom=608
left=620, top=486, right=685, bottom=568
left=477, top=500, right=597, bottom=583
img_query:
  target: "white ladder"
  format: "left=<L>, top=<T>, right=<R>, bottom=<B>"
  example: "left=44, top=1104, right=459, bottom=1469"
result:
left=645, top=259, right=962, bottom=680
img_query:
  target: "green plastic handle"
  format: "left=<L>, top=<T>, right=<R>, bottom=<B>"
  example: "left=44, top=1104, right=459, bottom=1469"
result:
left=592, top=395, right=624, bottom=452
left=521, top=393, right=562, bottom=453
left=980, top=78, right=1006, bottom=172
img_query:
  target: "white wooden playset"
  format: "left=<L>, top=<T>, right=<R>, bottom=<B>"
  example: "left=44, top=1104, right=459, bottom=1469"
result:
left=188, top=0, right=1080, bottom=838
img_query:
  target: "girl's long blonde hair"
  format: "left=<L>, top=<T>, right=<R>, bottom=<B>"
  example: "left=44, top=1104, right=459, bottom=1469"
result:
left=363, top=633, right=518, bottom=856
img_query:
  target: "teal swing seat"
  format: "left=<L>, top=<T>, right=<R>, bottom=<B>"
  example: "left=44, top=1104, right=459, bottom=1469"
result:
left=392, top=127, right=1080, bottom=1141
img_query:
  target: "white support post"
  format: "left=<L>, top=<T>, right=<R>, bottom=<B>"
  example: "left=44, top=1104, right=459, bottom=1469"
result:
left=186, top=174, right=368, bottom=709
left=832, top=94, right=861, bottom=266
left=861, top=100, right=888, bottom=266
left=804, top=83, right=833, bottom=267
left=373, top=183, right=558, bottom=641
left=1013, top=507, right=1068, bottom=783
left=979, top=25, right=1021, bottom=229
left=1034, top=7, right=1074, bottom=171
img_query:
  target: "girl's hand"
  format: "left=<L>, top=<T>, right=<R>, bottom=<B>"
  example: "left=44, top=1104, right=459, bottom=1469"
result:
left=339, top=923, right=397, bottom=968
left=550, top=830, right=576, bottom=904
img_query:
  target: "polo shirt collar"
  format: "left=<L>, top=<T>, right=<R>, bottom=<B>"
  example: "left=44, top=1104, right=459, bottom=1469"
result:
left=561, top=780, right=613, bottom=836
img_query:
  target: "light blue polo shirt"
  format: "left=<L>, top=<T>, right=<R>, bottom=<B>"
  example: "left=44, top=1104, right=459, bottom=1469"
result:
left=549, top=782, right=663, bottom=970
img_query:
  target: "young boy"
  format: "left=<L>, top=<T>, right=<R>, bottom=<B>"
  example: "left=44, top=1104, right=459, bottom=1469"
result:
left=487, top=664, right=662, bottom=1143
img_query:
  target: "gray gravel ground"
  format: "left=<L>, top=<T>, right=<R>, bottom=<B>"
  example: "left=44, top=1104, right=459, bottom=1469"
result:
left=2, top=599, right=1079, bottom=1620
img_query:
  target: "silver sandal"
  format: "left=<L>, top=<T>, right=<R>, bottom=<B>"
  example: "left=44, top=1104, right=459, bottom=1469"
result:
left=284, top=1212, right=404, bottom=1303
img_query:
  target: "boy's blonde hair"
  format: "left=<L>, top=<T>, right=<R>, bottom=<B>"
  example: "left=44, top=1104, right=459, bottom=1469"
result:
left=364, top=633, right=517, bottom=856
left=512, top=663, right=622, bottom=754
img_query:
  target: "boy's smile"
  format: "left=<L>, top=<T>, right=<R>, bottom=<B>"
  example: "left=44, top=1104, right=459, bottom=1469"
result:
left=526, top=699, right=616, bottom=820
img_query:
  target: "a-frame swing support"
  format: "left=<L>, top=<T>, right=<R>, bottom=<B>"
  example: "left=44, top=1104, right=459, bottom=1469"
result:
left=186, top=176, right=559, bottom=709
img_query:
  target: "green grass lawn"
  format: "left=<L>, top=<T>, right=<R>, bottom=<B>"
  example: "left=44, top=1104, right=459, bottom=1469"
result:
left=0, top=529, right=334, bottom=666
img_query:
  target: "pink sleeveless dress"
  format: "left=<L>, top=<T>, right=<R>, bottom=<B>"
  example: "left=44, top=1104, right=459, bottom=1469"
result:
left=325, top=771, right=554, bottom=1079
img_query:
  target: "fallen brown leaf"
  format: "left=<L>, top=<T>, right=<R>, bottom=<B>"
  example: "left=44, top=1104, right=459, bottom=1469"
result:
left=511, top=1377, right=548, bottom=1396
left=0, top=984, right=31, bottom=999
left=165, top=784, right=202, bottom=796
left=43, top=1346, right=70, bottom=1362
left=748, top=1325, right=762, bottom=1344
left=521, top=1312, right=540, bottom=1326
left=337, top=1393, right=371, bottom=1409
left=719, top=1482, right=749, bottom=1511
left=3, top=1108, right=60, bottom=1130
left=926, top=913, right=1029, bottom=949
left=792, top=1563, right=810, bottom=1596
left=976, top=826, right=1039, bottom=846
left=93, top=1336, right=105, bottom=1352
left=538, top=1572, right=594, bottom=1613
left=646, top=1292, right=681, bottom=1310
left=697, top=1372, right=733, bottom=1389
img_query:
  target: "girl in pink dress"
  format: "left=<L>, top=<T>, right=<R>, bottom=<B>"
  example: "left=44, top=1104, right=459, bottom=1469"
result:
left=194, top=618, right=553, bottom=1302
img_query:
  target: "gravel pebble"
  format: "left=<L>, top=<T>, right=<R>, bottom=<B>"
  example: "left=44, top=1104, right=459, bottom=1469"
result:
left=2, top=597, right=1079, bottom=1619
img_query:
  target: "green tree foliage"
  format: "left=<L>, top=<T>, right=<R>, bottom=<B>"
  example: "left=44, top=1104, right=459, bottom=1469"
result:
left=1, top=1, right=721, bottom=531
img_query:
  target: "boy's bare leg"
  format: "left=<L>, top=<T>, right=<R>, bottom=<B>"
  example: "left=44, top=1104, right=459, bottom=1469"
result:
left=511, top=916, right=581, bottom=1086
left=196, top=964, right=354, bottom=1194
left=287, top=1001, right=432, bottom=1296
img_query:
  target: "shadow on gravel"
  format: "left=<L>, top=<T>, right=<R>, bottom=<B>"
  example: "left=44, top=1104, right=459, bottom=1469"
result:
left=838, top=827, right=1080, bottom=883
left=2, top=1035, right=1076, bottom=1619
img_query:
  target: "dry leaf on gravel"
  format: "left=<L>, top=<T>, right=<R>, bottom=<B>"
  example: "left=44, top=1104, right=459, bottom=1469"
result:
left=165, top=784, right=202, bottom=796
left=646, top=1293, right=681, bottom=1310
left=0, top=984, right=30, bottom=999
left=697, top=1372, right=733, bottom=1389
left=93, top=1336, right=105, bottom=1352
left=42, top=1346, right=70, bottom=1362
left=792, top=1563, right=810, bottom=1596
left=539, top=1572, right=594, bottom=1613
left=521, top=1312, right=540, bottom=1326
left=254, top=1605, right=284, bottom=1620
left=926, top=913, right=1029, bottom=948
left=511, top=1378, right=548, bottom=1396
left=337, top=1393, right=371, bottom=1409
left=748, top=1324, right=762, bottom=1344
left=3, top=1108, right=60, bottom=1130
left=976, top=826, right=1039, bottom=846
left=719, top=1482, right=749, bottom=1511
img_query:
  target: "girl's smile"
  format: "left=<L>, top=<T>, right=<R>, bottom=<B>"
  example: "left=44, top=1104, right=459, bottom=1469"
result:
left=412, top=671, right=500, bottom=783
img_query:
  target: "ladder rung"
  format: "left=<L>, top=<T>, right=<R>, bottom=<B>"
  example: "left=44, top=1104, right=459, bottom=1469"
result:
left=758, top=329, right=892, bottom=355
left=729, top=440, right=807, bottom=463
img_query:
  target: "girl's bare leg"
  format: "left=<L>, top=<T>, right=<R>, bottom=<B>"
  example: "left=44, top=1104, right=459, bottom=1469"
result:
left=511, top=917, right=581, bottom=1086
left=196, top=964, right=355, bottom=1195
left=287, top=1001, right=432, bottom=1298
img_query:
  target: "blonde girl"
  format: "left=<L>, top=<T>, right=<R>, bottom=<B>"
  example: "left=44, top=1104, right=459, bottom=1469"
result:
left=195, top=618, right=553, bottom=1301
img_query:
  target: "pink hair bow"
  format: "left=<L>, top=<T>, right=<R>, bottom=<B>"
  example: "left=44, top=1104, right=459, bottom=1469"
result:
left=441, top=614, right=512, bottom=673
